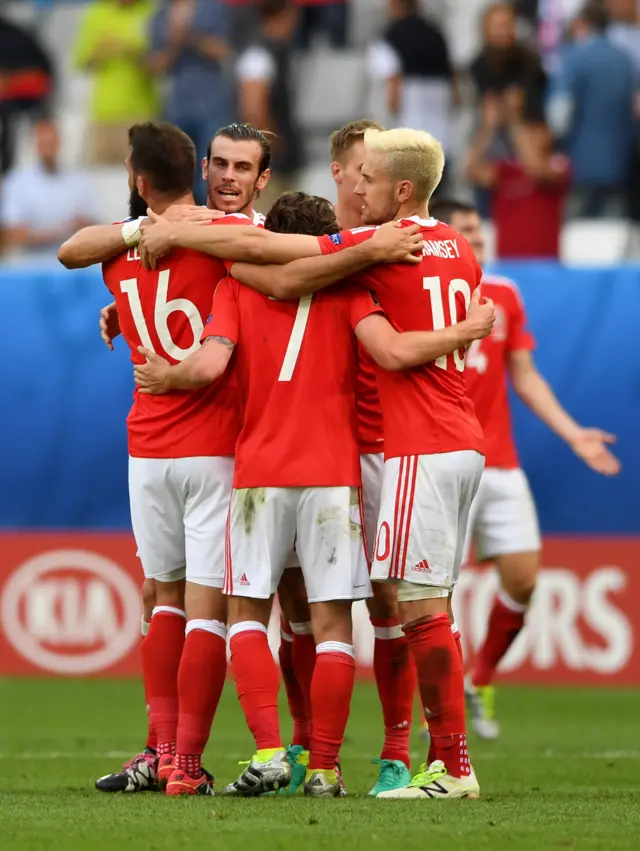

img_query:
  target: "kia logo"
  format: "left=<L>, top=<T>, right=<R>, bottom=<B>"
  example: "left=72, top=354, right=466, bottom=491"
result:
left=1, top=549, right=141, bottom=675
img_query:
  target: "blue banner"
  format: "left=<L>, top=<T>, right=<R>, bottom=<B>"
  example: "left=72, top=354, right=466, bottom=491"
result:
left=0, top=263, right=638, bottom=532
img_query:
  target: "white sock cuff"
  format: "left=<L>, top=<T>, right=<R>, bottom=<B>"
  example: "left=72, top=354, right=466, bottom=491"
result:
left=152, top=606, right=186, bottom=619
left=228, top=620, right=268, bottom=641
left=280, top=629, right=293, bottom=642
left=450, top=621, right=460, bottom=637
left=498, top=589, right=528, bottom=613
left=290, top=621, right=313, bottom=635
left=373, top=625, right=404, bottom=640
left=316, top=640, right=355, bottom=659
left=186, top=618, right=227, bottom=640
left=140, top=617, right=150, bottom=637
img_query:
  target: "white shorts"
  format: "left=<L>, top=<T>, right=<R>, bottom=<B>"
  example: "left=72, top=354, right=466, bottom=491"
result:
left=224, top=486, right=372, bottom=603
left=371, top=451, right=484, bottom=592
left=129, top=455, right=233, bottom=588
left=360, top=453, right=384, bottom=563
left=464, top=467, right=541, bottom=562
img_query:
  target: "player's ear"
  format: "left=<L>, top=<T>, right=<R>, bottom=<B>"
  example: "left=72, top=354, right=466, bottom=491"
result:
left=331, top=161, right=342, bottom=184
left=201, top=156, right=209, bottom=181
left=136, top=174, right=146, bottom=201
left=397, top=179, right=413, bottom=204
left=256, top=168, right=271, bottom=193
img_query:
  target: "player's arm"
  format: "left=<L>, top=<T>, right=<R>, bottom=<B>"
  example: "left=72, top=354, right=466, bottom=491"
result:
left=230, top=223, right=424, bottom=299
left=356, top=288, right=496, bottom=371
left=58, top=222, right=138, bottom=269
left=133, top=337, right=234, bottom=394
left=140, top=209, right=322, bottom=266
left=508, top=349, right=620, bottom=475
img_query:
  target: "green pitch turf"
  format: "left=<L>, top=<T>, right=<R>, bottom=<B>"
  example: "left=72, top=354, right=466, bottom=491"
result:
left=0, top=679, right=638, bottom=851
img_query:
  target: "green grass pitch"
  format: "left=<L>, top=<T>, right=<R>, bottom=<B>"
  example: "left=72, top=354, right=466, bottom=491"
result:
left=1, top=678, right=639, bottom=850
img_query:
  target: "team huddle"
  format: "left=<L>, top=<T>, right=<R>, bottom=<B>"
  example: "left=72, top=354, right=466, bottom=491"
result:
left=58, top=119, right=620, bottom=801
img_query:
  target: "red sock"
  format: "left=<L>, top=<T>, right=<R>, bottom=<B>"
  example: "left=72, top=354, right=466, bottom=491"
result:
left=291, top=626, right=315, bottom=747
left=309, top=643, right=356, bottom=770
left=371, top=617, right=414, bottom=768
left=426, top=624, right=463, bottom=765
left=175, top=622, right=228, bottom=778
left=230, top=624, right=282, bottom=750
left=404, top=614, right=470, bottom=778
left=140, top=607, right=186, bottom=756
left=145, top=712, right=157, bottom=752
left=278, top=620, right=311, bottom=749
left=473, top=592, right=526, bottom=687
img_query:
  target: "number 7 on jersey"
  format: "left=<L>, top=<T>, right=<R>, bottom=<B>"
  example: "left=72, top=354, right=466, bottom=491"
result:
left=278, top=295, right=313, bottom=382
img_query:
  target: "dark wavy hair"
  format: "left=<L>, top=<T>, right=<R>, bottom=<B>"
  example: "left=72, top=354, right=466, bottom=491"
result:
left=128, top=122, right=195, bottom=194
left=264, top=192, right=339, bottom=236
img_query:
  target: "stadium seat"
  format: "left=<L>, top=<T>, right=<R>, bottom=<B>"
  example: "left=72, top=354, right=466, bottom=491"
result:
left=561, top=220, right=636, bottom=265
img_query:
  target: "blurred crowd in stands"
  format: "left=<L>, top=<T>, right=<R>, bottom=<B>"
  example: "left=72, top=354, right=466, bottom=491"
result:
left=1, top=0, right=639, bottom=261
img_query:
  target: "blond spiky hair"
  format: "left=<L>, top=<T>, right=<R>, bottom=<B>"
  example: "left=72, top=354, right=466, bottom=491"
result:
left=363, top=128, right=445, bottom=202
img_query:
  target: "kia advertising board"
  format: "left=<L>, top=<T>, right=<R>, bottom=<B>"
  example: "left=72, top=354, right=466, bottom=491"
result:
left=0, top=533, right=637, bottom=683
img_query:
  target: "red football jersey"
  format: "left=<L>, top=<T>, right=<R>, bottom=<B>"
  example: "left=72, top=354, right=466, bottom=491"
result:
left=465, top=274, right=535, bottom=468
left=102, top=216, right=250, bottom=458
left=203, top=279, right=382, bottom=487
left=318, top=217, right=485, bottom=459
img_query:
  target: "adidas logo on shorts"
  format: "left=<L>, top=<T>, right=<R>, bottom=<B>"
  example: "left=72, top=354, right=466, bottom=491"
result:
left=239, top=573, right=250, bottom=586
left=414, top=559, right=431, bottom=573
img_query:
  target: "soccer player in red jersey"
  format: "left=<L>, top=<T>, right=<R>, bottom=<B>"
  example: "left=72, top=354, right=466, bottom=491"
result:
left=429, top=199, right=621, bottom=739
left=182, top=128, right=492, bottom=799
left=99, top=122, right=277, bottom=798
left=84, top=124, right=273, bottom=794
left=133, top=191, right=496, bottom=797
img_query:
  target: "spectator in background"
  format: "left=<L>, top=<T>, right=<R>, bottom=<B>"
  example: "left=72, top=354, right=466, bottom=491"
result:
left=537, top=0, right=585, bottom=70
left=607, top=0, right=640, bottom=70
left=471, top=3, right=547, bottom=123
left=548, top=5, right=635, bottom=218
left=607, top=0, right=640, bottom=220
left=73, top=0, right=159, bottom=166
left=221, top=0, right=259, bottom=51
left=296, top=0, right=349, bottom=49
left=149, top=0, right=233, bottom=204
left=367, top=0, right=454, bottom=190
left=466, top=87, right=570, bottom=258
left=1, top=121, right=95, bottom=259
left=0, top=14, right=54, bottom=175
left=236, top=0, right=302, bottom=210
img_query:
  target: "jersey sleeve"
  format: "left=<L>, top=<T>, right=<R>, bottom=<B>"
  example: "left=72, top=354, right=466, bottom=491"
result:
left=345, top=285, right=384, bottom=331
left=506, top=284, right=536, bottom=352
left=201, top=277, right=241, bottom=346
left=317, top=227, right=377, bottom=255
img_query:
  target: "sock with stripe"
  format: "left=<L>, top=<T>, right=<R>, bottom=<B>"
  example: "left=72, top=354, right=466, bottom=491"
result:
left=404, top=613, right=470, bottom=778
left=427, top=622, right=463, bottom=765
left=278, top=618, right=312, bottom=749
left=230, top=622, right=282, bottom=751
left=175, top=619, right=228, bottom=778
left=371, top=617, right=414, bottom=768
left=140, top=606, right=186, bottom=757
left=309, top=642, right=356, bottom=770
left=472, top=591, right=527, bottom=687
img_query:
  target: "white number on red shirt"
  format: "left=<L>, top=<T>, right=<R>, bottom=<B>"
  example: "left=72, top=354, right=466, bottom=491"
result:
left=466, top=340, right=488, bottom=374
left=422, top=276, right=471, bottom=372
left=120, top=270, right=203, bottom=362
left=278, top=295, right=313, bottom=382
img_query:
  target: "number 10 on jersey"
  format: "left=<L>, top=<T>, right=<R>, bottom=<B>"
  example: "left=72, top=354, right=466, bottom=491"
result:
left=423, top=276, right=471, bottom=372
